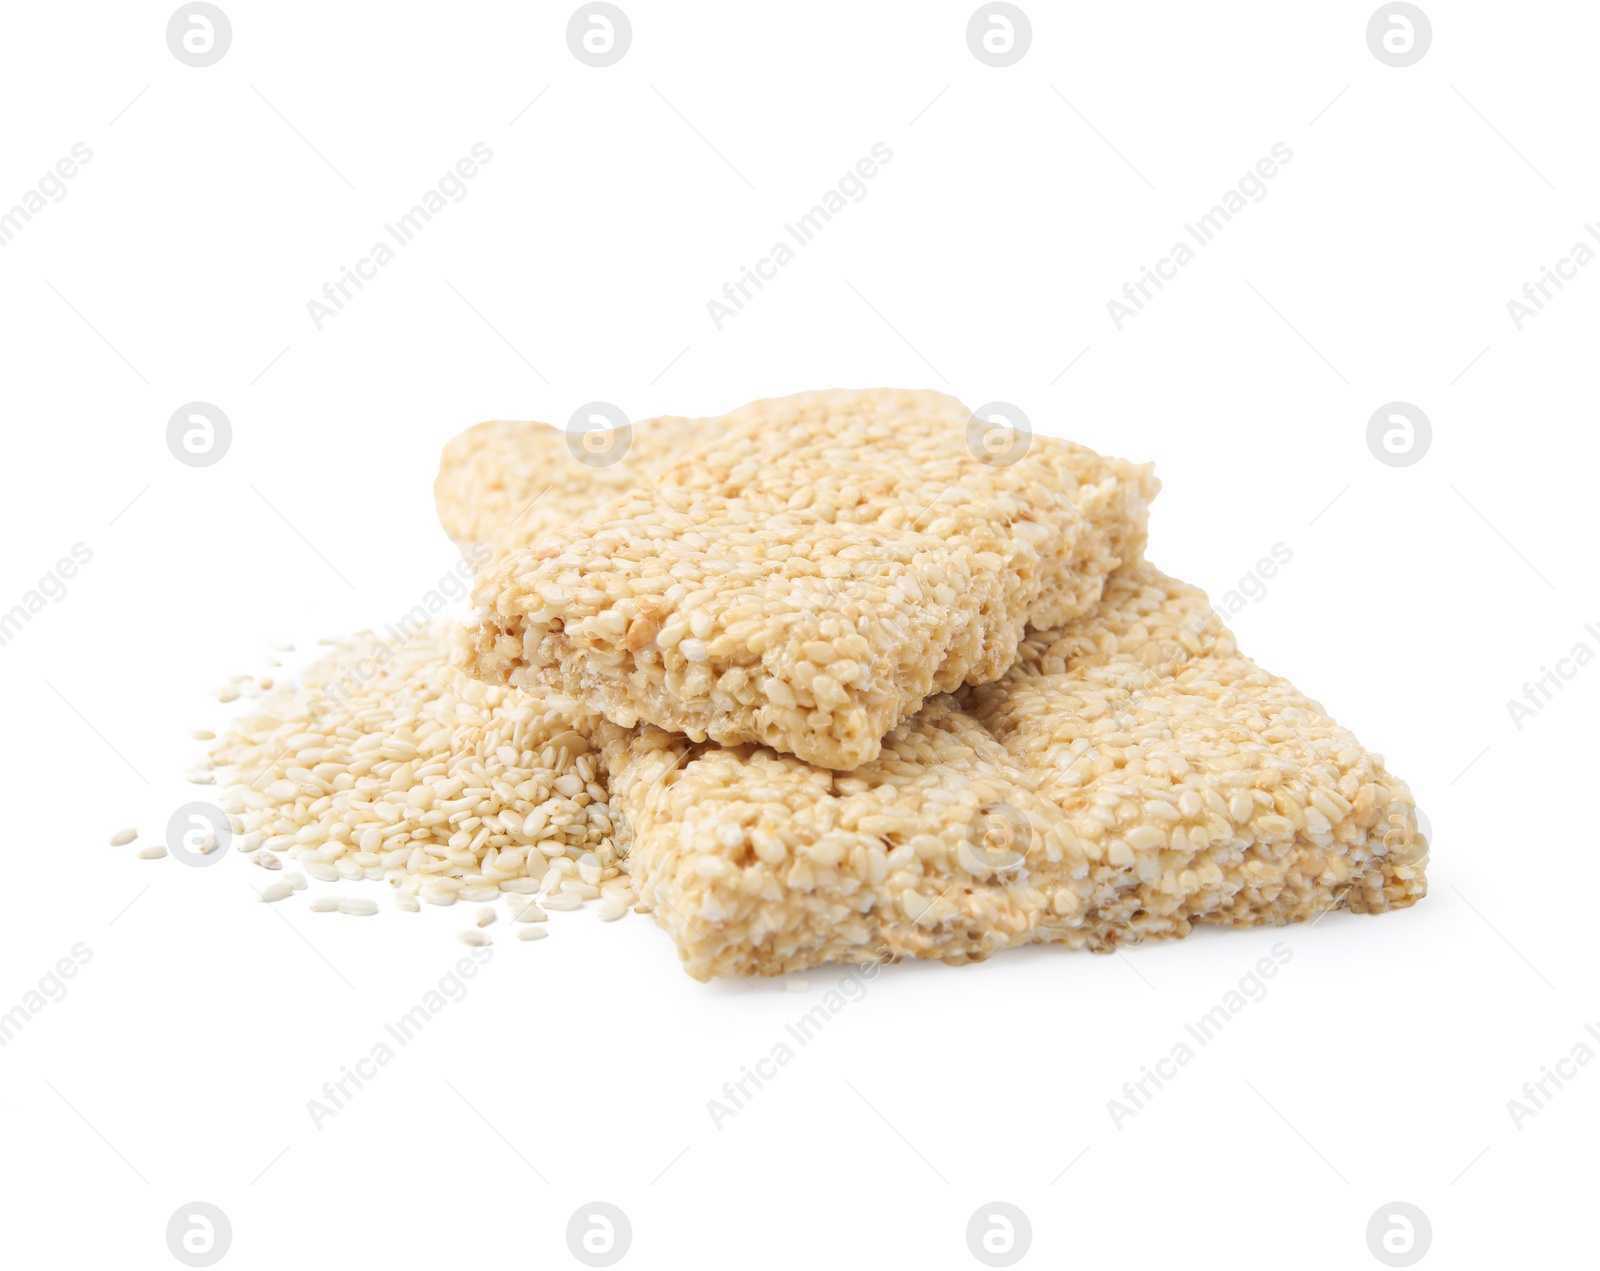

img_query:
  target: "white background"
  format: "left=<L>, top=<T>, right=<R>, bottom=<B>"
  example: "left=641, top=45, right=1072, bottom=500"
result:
left=0, top=2, right=1592, bottom=1267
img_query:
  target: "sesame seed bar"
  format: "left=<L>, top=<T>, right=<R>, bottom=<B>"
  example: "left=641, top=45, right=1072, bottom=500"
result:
left=464, top=388, right=1159, bottom=770
left=597, top=566, right=1427, bottom=980
left=434, top=415, right=704, bottom=559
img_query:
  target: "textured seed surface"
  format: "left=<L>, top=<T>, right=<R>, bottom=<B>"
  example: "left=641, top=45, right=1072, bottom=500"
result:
left=463, top=388, right=1157, bottom=770
left=598, top=566, right=1427, bottom=981
left=434, top=414, right=703, bottom=560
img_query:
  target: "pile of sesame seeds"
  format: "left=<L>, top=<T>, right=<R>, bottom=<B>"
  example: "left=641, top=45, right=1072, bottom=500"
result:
left=124, top=619, right=635, bottom=947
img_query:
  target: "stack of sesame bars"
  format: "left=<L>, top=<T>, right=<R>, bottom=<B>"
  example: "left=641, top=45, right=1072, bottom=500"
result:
left=437, top=388, right=1427, bottom=980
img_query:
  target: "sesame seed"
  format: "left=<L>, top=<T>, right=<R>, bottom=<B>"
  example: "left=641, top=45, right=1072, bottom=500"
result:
left=542, top=893, right=583, bottom=912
